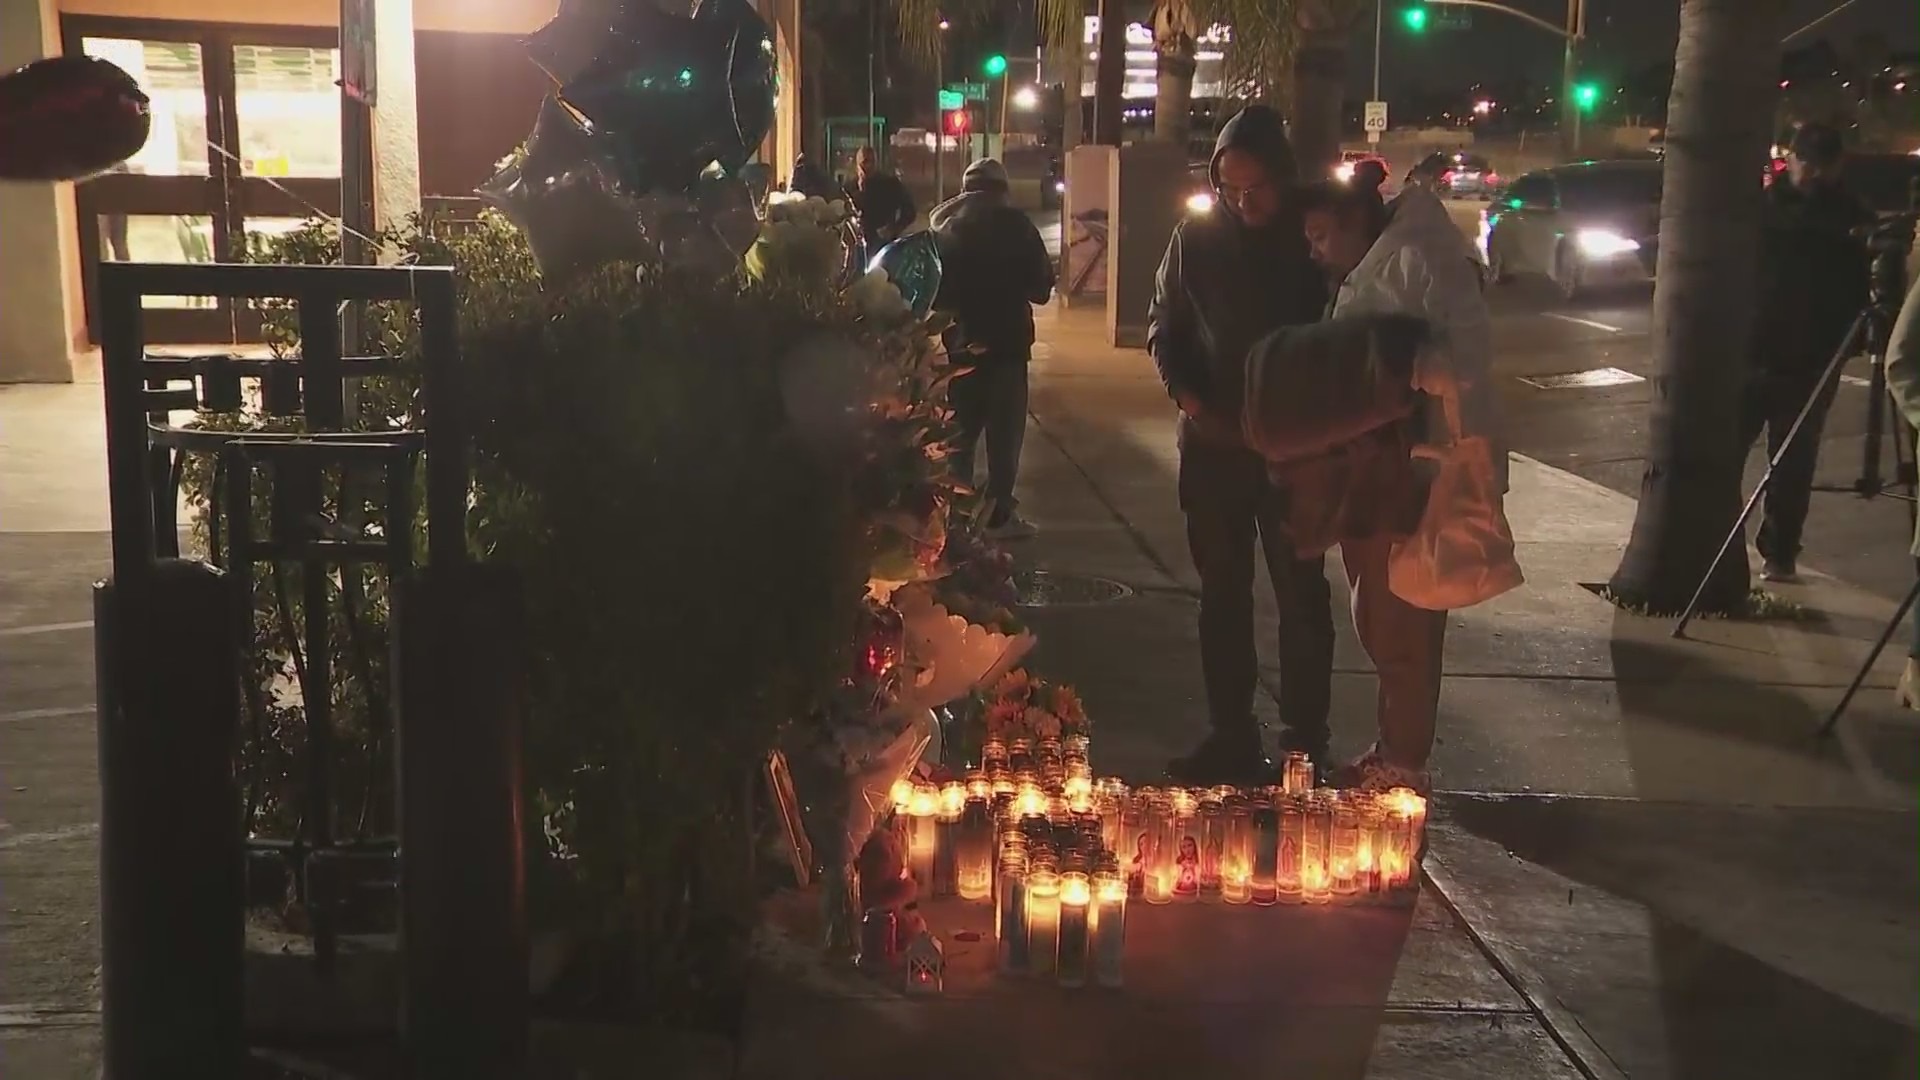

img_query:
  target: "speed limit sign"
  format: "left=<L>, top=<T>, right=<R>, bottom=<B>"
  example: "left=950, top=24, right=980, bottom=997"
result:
left=1363, top=101, right=1388, bottom=133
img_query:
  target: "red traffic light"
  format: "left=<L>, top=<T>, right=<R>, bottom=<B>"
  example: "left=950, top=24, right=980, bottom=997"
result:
left=942, top=107, right=971, bottom=137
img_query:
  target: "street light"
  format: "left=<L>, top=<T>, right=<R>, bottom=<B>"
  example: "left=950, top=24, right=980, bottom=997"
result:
left=1012, top=85, right=1041, bottom=111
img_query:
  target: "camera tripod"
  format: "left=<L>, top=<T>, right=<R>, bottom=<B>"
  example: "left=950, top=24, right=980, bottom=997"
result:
left=1670, top=209, right=1920, bottom=738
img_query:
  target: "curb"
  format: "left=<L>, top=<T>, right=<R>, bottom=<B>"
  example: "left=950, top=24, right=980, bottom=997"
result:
left=1419, top=858, right=1630, bottom=1080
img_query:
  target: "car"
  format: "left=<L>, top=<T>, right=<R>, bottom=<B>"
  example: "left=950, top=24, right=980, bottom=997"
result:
left=1437, top=152, right=1501, bottom=197
left=1839, top=152, right=1920, bottom=217
left=1480, top=159, right=1662, bottom=302
left=1335, top=149, right=1389, bottom=185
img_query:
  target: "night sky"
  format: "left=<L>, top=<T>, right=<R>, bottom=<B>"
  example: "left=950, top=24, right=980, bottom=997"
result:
left=1357, top=0, right=1916, bottom=98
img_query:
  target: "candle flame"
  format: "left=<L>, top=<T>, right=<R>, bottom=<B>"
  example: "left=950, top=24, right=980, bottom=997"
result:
left=889, top=778, right=914, bottom=810
left=1061, top=874, right=1092, bottom=906
left=938, top=782, right=967, bottom=816
left=908, top=784, right=940, bottom=817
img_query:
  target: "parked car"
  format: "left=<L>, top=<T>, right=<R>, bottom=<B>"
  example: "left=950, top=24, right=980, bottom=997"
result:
left=1420, top=151, right=1500, bottom=197
left=1481, top=159, right=1662, bottom=302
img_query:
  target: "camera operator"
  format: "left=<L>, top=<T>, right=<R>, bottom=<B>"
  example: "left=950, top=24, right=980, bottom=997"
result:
left=1881, top=268, right=1920, bottom=708
left=1740, top=122, right=1876, bottom=582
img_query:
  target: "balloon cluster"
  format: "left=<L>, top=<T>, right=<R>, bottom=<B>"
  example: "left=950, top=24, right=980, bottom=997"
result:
left=482, top=0, right=777, bottom=281
left=0, top=55, right=150, bottom=182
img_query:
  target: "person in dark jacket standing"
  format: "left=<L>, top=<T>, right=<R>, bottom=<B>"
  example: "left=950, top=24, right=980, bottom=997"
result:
left=790, top=153, right=833, bottom=199
left=1742, top=122, right=1875, bottom=582
left=849, top=145, right=917, bottom=251
left=1149, top=105, right=1336, bottom=784
left=932, top=157, right=1056, bottom=539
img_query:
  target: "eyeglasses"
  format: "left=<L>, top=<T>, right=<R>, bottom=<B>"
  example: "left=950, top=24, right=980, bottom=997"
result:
left=1218, top=179, right=1276, bottom=205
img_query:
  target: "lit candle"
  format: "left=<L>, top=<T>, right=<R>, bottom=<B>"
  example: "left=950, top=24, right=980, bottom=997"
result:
left=908, top=782, right=939, bottom=888
left=1038, top=736, right=1064, bottom=772
left=1046, top=793, right=1072, bottom=826
left=934, top=782, right=966, bottom=897
left=1064, top=766, right=1094, bottom=802
left=1066, top=786, right=1095, bottom=815
left=990, top=773, right=1017, bottom=799
left=1330, top=801, right=1360, bottom=898
left=1092, top=865, right=1128, bottom=987
left=890, top=777, right=915, bottom=815
left=965, top=769, right=992, bottom=802
left=1026, top=865, right=1061, bottom=975
left=1007, top=739, right=1034, bottom=774
left=1057, top=871, right=1092, bottom=988
left=1063, top=733, right=1091, bottom=765
left=1251, top=799, right=1279, bottom=907
left=958, top=798, right=994, bottom=900
left=1282, top=751, right=1315, bottom=796
left=1014, top=777, right=1047, bottom=819
left=1125, top=788, right=1156, bottom=896
left=1275, top=797, right=1303, bottom=905
left=996, top=849, right=1029, bottom=973
left=982, top=739, right=1008, bottom=772
left=1383, top=787, right=1429, bottom=867
left=1303, top=793, right=1333, bottom=905
left=1144, top=794, right=1177, bottom=906
left=1385, top=807, right=1420, bottom=898
left=1356, top=807, right=1381, bottom=892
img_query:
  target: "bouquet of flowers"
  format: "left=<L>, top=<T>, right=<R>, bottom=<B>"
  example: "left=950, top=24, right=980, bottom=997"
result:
left=981, top=669, right=1090, bottom=744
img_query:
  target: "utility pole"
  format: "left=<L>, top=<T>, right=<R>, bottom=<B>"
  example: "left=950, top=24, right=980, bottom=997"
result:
left=867, top=0, right=877, bottom=154
left=935, top=37, right=945, bottom=204
left=1373, top=0, right=1384, bottom=101
left=1562, top=0, right=1585, bottom=159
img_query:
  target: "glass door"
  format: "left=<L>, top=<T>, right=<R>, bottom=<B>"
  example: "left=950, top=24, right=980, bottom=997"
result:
left=66, top=18, right=350, bottom=344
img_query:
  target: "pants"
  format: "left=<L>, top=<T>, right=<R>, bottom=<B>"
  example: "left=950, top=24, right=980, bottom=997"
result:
left=1339, top=532, right=1449, bottom=771
left=1741, top=364, right=1840, bottom=564
left=949, top=355, right=1029, bottom=517
left=1910, top=558, right=1920, bottom=660
left=1178, top=431, right=1335, bottom=752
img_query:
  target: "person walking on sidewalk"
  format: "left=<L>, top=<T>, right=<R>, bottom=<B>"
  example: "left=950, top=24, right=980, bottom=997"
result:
left=849, top=145, right=917, bottom=252
left=931, top=158, right=1056, bottom=539
left=1148, top=105, right=1336, bottom=785
left=1742, top=122, right=1874, bottom=583
left=1292, top=178, right=1504, bottom=793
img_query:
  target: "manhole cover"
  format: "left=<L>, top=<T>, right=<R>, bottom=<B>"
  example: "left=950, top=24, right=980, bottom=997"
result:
left=1518, top=367, right=1645, bottom=390
left=1015, top=570, right=1134, bottom=607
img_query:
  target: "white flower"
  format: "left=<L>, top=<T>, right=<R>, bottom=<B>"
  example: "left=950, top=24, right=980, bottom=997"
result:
left=849, top=268, right=910, bottom=321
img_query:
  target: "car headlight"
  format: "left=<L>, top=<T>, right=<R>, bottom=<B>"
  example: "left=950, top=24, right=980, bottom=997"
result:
left=1185, top=191, right=1216, bottom=215
left=1054, top=179, right=1066, bottom=192
left=1575, top=228, right=1640, bottom=258
left=1334, top=163, right=1356, bottom=182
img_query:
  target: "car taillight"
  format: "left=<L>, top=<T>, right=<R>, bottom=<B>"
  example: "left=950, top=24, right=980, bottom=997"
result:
left=1441, top=169, right=1455, bottom=183
left=1485, top=172, right=1499, bottom=185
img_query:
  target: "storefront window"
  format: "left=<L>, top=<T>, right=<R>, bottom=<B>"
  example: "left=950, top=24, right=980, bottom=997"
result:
left=98, top=214, right=216, bottom=309
left=233, top=45, right=342, bottom=179
left=81, top=38, right=209, bottom=177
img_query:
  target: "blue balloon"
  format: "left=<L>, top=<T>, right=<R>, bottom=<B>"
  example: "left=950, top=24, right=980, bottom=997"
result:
left=866, top=231, right=942, bottom=320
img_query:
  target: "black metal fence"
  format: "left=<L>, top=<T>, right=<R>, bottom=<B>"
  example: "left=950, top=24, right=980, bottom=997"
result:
left=93, top=261, right=525, bottom=1078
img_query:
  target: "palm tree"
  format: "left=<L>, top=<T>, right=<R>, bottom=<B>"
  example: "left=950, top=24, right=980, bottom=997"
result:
left=1151, top=0, right=1199, bottom=146
left=1607, top=0, right=1790, bottom=613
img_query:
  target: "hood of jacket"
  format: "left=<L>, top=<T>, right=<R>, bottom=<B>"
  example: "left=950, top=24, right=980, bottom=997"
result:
left=1346, top=184, right=1479, bottom=291
left=928, top=188, right=1003, bottom=233
left=1208, top=106, right=1299, bottom=221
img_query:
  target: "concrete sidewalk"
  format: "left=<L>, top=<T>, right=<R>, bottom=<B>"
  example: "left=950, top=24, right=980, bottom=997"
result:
left=1009, top=305, right=1920, bottom=1079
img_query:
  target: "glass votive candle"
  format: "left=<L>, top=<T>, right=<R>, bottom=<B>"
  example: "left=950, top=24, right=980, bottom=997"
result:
left=1197, top=799, right=1225, bottom=901
left=1276, top=796, right=1304, bottom=904
left=1026, top=864, right=1062, bottom=975
left=1251, top=799, right=1279, bottom=906
left=1008, top=739, right=1035, bottom=774
left=1057, top=871, right=1092, bottom=988
left=1330, top=800, right=1360, bottom=898
left=1063, top=733, right=1091, bottom=764
left=889, top=777, right=915, bottom=816
left=1143, top=794, right=1177, bottom=905
left=1282, top=751, right=1315, bottom=796
left=1014, top=776, right=1047, bottom=819
left=1386, top=808, right=1420, bottom=898
left=1303, top=794, right=1333, bottom=905
left=1046, top=793, right=1072, bottom=825
left=1124, top=789, right=1155, bottom=895
left=996, top=849, right=1030, bottom=973
left=1092, top=864, right=1128, bottom=988
left=934, top=782, right=966, bottom=897
left=907, top=782, right=940, bottom=887
left=982, top=738, right=1008, bottom=772
left=1221, top=797, right=1253, bottom=905
left=1038, top=736, right=1064, bottom=770
left=965, top=769, right=992, bottom=802
left=1064, top=763, right=1094, bottom=800
left=959, top=798, right=995, bottom=900
left=1169, top=787, right=1199, bottom=821
left=1383, top=787, right=1429, bottom=864
left=990, top=772, right=1017, bottom=799
left=1066, top=785, right=1095, bottom=816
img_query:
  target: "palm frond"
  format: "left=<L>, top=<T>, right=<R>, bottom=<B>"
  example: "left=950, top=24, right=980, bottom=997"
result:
left=1193, top=0, right=1300, bottom=107
left=889, top=0, right=952, bottom=67
left=1035, top=0, right=1087, bottom=68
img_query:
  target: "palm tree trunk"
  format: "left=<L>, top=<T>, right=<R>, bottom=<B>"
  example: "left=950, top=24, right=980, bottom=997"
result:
left=1606, top=0, right=1787, bottom=613
left=1154, top=44, right=1196, bottom=146
left=1287, top=31, right=1347, bottom=180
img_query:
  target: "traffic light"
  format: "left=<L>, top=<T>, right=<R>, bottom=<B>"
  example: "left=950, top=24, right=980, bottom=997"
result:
left=1401, top=5, right=1428, bottom=31
left=983, top=53, right=1008, bottom=78
left=1573, top=82, right=1601, bottom=112
left=942, top=107, right=972, bottom=137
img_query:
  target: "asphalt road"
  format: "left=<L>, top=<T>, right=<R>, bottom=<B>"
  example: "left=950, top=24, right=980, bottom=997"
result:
left=1037, top=200, right=1917, bottom=606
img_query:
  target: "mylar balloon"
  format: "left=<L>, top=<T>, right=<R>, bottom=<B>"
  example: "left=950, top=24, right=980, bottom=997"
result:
left=525, top=0, right=628, bottom=86
left=866, top=231, right=943, bottom=320
left=0, top=55, right=150, bottom=182
left=693, top=174, right=761, bottom=257
left=477, top=95, right=658, bottom=282
left=555, top=0, right=775, bottom=197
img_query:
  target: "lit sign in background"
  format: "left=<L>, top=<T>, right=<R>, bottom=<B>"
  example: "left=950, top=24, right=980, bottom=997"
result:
left=1078, top=17, right=1230, bottom=100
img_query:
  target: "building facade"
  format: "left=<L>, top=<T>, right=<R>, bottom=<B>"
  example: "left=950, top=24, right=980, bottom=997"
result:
left=0, top=0, right=802, bottom=379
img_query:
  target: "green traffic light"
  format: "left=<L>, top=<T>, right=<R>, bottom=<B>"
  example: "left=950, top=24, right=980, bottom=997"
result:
left=983, top=54, right=1008, bottom=77
left=1402, top=6, right=1428, bottom=31
left=1574, top=82, right=1601, bottom=111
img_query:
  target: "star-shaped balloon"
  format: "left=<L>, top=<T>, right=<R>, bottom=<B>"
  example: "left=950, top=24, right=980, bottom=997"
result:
left=554, top=0, right=776, bottom=197
left=0, top=55, right=150, bottom=182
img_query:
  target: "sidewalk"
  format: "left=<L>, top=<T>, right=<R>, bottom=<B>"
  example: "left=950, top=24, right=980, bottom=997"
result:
left=1006, top=304, right=1919, bottom=1078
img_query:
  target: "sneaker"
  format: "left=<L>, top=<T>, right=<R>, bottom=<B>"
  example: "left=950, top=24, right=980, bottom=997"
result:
left=1899, top=658, right=1920, bottom=712
left=1760, top=559, right=1800, bottom=583
left=1165, top=731, right=1274, bottom=787
left=1327, top=745, right=1431, bottom=796
left=985, top=513, right=1039, bottom=540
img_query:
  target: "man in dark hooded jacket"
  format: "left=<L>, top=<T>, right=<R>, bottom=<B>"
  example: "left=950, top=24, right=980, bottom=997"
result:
left=932, top=157, right=1056, bottom=538
left=1741, top=121, right=1874, bottom=582
left=1149, top=105, right=1336, bottom=784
